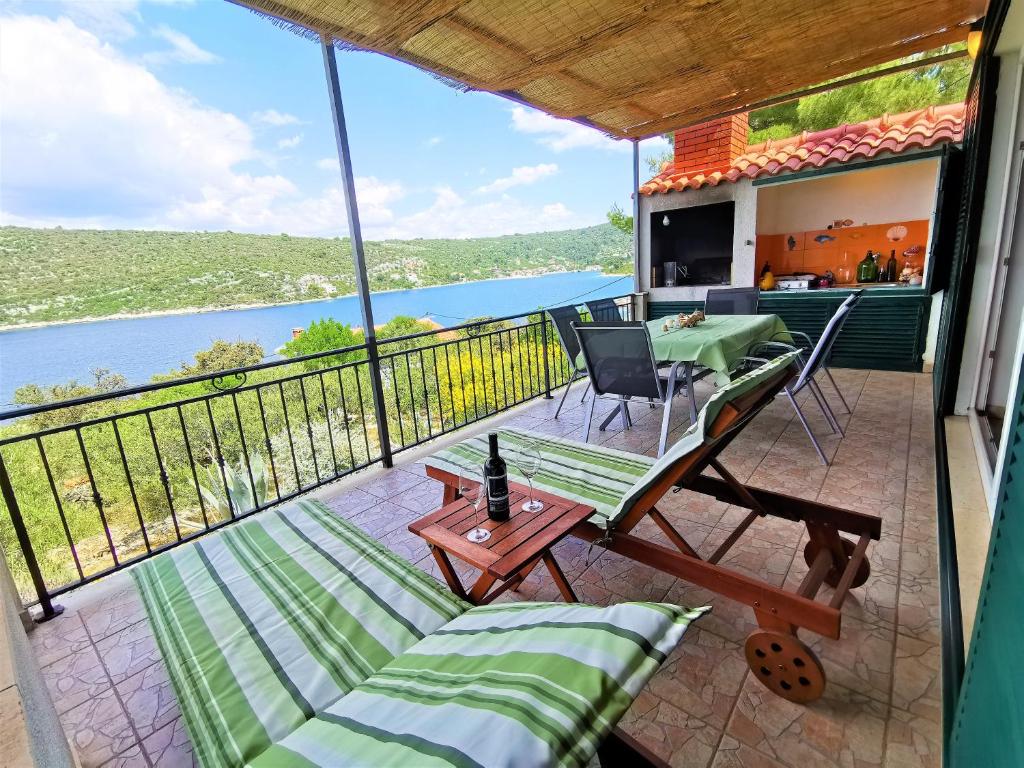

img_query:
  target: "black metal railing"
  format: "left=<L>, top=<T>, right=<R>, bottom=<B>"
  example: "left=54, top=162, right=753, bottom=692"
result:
left=0, top=294, right=633, bottom=617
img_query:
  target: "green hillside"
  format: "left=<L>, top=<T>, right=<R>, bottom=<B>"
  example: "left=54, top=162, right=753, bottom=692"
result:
left=0, top=224, right=631, bottom=326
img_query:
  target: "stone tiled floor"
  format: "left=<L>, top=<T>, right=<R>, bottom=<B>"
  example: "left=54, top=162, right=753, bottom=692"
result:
left=28, top=368, right=941, bottom=768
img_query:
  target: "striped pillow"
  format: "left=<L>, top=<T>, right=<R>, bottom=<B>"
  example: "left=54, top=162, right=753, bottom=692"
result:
left=249, top=601, right=708, bottom=768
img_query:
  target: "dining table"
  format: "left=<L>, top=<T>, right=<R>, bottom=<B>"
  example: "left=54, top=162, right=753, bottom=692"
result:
left=585, top=313, right=792, bottom=431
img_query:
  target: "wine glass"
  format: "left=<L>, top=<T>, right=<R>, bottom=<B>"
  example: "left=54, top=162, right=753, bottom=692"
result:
left=458, top=465, right=490, bottom=543
left=513, top=442, right=544, bottom=513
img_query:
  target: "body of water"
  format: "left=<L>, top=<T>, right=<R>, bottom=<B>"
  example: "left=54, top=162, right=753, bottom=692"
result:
left=0, top=271, right=629, bottom=405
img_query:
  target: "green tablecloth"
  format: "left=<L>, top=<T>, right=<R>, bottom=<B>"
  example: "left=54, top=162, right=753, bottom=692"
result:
left=647, top=314, right=790, bottom=379
left=573, top=314, right=790, bottom=384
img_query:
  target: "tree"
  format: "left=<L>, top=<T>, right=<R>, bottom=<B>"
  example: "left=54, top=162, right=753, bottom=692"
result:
left=281, top=319, right=364, bottom=370
left=169, top=340, right=265, bottom=378
left=377, top=316, right=436, bottom=352
left=748, top=49, right=971, bottom=143
left=606, top=203, right=633, bottom=236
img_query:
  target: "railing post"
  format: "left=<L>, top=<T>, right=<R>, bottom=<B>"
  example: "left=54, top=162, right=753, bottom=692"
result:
left=541, top=316, right=552, bottom=398
left=320, top=35, right=393, bottom=467
left=0, top=452, right=62, bottom=622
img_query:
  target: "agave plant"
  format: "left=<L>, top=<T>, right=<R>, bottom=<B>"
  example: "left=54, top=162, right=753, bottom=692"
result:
left=199, top=450, right=271, bottom=519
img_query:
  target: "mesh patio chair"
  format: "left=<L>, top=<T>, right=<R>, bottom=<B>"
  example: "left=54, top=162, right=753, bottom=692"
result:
left=585, top=297, right=624, bottom=321
left=546, top=304, right=593, bottom=419
left=744, top=299, right=858, bottom=464
left=573, top=320, right=688, bottom=455
left=767, top=290, right=864, bottom=414
left=704, top=286, right=760, bottom=315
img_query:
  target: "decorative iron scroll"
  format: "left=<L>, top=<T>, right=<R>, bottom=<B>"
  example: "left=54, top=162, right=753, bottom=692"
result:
left=211, top=372, right=247, bottom=391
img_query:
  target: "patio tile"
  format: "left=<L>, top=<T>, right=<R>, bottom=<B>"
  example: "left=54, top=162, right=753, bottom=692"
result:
left=723, top=677, right=888, bottom=768
left=889, top=634, right=941, bottom=723
left=41, top=644, right=110, bottom=715
left=28, top=611, right=91, bottom=667
left=359, top=467, right=424, bottom=499
left=117, top=662, right=181, bottom=739
left=882, top=707, right=941, bottom=768
left=377, top=525, right=432, bottom=565
left=712, top=736, right=789, bottom=768
left=896, top=574, right=941, bottom=645
left=697, top=531, right=796, bottom=589
left=644, top=627, right=749, bottom=729
left=58, top=687, right=136, bottom=767
left=319, top=487, right=378, bottom=518
left=95, top=619, right=162, bottom=685
left=143, top=716, right=196, bottom=767
left=802, top=615, right=895, bottom=703
left=575, top=548, right=677, bottom=604
left=78, top=577, right=146, bottom=642
left=619, top=691, right=722, bottom=768
left=390, top=475, right=446, bottom=515
left=347, top=500, right=421, bottom=538
left=102, top=742, right=148, bottom=767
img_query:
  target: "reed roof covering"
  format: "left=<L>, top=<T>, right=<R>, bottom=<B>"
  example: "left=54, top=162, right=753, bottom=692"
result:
left=234, top=0, right=987, bottom=140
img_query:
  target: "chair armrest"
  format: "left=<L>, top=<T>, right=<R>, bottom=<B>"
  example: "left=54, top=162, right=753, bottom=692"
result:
left=748, top=341, right=799, bottom=359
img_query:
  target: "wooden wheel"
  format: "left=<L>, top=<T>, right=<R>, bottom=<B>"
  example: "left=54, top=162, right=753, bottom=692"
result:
left=744, top=630, right=825, bottom=704
left=803, top=536, right=870, bottom=589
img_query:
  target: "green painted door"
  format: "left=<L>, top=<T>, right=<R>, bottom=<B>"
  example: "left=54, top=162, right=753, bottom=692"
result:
left=950, top=362, right=1024, bottom=766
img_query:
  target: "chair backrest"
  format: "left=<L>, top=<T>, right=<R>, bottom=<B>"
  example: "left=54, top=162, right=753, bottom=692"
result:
left=585, top=298, right=623, bottom=322
left=794, top=302, right=852, bottom=391
left=573, top=321, right=663, bottom=400
left=546, top=305, right=584, bottom=367
left=609, top=351, right=801, bottom=526
left=704, top=287, right=760, bottom=316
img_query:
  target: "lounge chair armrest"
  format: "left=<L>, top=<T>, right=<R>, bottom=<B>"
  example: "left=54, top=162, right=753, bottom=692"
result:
left=772, top=330, right=812, bottom=349
left=748, top=341, right=799, bottom=359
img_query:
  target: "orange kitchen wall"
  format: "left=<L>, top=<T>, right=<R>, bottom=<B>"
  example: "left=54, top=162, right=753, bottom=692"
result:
left=755, top=220, right=929, bottom=282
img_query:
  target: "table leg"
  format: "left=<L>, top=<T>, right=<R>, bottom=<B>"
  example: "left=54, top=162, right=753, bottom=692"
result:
left=543, top=551, right=578, bottom=603
left=431, top=547, right=468, bottom=600
left=685, top=362, right=698, bottom=423
left=442, top=482, right=459, bottom=505
left=598, top=402, right=619, bottom=431
left=468, top=573, right=499, bottom=605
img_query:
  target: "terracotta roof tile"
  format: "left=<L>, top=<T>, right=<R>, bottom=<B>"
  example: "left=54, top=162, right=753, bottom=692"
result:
left=639, top=103, right=965, bottom=195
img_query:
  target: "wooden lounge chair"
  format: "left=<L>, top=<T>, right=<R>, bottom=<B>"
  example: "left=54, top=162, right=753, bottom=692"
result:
left=423, top=352, right=882, bottom=703
left=131, top=498, right=703, bottom=767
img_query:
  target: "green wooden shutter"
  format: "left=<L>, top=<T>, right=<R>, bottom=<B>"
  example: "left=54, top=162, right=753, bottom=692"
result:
left=950, top=362, right=1024, bottom=766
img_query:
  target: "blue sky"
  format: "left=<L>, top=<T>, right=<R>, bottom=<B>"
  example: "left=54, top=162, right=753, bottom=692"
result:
left=0, top=0, right=669, bottom=239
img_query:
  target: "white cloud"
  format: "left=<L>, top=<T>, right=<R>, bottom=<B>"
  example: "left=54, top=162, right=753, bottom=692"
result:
left=142, top=25, right=219, bottom=65
left=373, top=186, right=583, bottom=240
left=423, top=136, right=442, bottom=148
left=277, top=134, right=303, bottom=149
left=253, top=109, right=302, bottom=127
left=316, top=157, right=338, bottom=171
left=476, top=163, right=558, bottom=195
left=0, top=15, right=592, bottom=241
left=510, top=106, right=627, bottom=152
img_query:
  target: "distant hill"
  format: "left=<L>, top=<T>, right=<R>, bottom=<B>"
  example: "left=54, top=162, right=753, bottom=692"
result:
left=0, top=224, right=631, bottom=327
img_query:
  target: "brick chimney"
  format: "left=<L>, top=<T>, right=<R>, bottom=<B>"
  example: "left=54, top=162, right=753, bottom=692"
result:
left=673, top=113, right=749, bottom=176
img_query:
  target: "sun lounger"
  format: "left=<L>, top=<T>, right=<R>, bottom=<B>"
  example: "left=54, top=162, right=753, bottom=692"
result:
left=424, top=352, right=882, bottom=703
left=132, top=498, right=705, bottom=768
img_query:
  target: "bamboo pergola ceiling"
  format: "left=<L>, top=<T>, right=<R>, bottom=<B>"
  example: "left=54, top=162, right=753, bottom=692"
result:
left=233, top=0, right=987, bottom=140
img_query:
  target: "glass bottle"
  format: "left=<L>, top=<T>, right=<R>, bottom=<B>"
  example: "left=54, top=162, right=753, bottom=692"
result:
left=886, top=250, right=898, bottom=282
left=856, top=250, right=878, bottom=283
left=483, top=432, right=510, bottom=521
left=836, top=252, right=852, bottom=284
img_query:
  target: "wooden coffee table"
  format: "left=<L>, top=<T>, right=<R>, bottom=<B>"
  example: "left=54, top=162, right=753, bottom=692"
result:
left=409, top=483, right=594, bottom=605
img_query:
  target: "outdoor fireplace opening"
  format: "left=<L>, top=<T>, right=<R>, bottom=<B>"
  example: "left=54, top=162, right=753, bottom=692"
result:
left=650, top=201, right=734, bottom=287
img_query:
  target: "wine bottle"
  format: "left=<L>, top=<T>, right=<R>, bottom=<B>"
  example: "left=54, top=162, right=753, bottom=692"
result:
left=886, top=250, right=898, bottom=282
left=483, top=432, right=510, bottom=521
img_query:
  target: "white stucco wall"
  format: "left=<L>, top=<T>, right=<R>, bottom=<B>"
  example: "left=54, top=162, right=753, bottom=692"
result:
left=755, top=158, right=942, bottom=234
left=638, top=178, right=758, bottom=302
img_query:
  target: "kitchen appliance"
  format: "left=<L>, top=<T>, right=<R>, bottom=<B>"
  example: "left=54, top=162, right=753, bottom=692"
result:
left=774, top=274, right=818, bottom=291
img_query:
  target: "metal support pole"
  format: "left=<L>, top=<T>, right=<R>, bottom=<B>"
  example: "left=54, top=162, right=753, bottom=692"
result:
left=320, top=36, right=393, bottom=467
left=0, top=453, right=62, bottom=621
left=631, top=139, right=642, bottom=301
left=540, top=317, right=552, bottom=398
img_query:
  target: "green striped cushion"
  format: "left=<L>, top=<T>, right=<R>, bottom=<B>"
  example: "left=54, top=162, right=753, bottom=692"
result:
left=425, top=428, right=657, bottom=528
left=249, top=601, right=708, bottom=768
left=133, top=499, right=467, bottom=768
left=425, top=352, right=799, bottom=530
left=609, top=351, right=801, bottom=522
